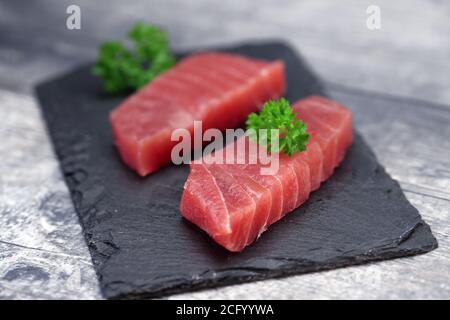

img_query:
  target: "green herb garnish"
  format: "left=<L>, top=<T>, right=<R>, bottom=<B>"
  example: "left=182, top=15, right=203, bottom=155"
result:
left=246, top=98, right=309, bottom=156
left=92, top=22, right=176, bottom=94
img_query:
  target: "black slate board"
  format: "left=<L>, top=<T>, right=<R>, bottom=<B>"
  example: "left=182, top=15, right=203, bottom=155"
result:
left=35, top=42, right=437, bottom=299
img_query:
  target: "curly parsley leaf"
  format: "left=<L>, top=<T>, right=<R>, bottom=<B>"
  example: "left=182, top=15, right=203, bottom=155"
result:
left=92, top=22, right=176, bottom=94
left=246, top=98, right=309, bottom=156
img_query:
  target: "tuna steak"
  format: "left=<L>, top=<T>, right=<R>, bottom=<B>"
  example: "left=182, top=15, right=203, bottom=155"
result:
left=110, top=53, right=285, bottom=176
left=180, top=96, right=353, bottom=252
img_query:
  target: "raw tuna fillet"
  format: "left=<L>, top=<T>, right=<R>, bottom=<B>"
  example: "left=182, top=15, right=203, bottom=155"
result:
left=292, top=96, right=353, bottom=181
left=110, top=53, right=286, bottom=176
left=180, top=96, right=352, bottom=252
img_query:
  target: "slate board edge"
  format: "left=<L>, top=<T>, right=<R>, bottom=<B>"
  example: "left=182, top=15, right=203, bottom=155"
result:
left=109, top=224, right=436, bottom=300
left=34, top=41, right=438, bottom=300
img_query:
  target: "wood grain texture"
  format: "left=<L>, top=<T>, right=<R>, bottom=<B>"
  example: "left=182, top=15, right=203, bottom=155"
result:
left=0, top=0, right=449, bottom=299
left=0, top=90, right=101, bottom=299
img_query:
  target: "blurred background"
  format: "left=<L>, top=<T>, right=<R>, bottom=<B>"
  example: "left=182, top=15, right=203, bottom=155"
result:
left=0, top=0, right=449, bottom=299
left=1, top=0, right=449, bottom=104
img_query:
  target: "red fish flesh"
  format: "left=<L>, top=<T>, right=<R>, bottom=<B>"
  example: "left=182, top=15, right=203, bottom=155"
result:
left=180, top=96, right=353, bottom=252
left=110, top=53, right=285, bottom=176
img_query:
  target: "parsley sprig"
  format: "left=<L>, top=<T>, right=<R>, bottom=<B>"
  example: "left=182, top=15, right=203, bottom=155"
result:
left=92, top=22, right=176, bottom=94
left=246, top=98, right=309, bottom=156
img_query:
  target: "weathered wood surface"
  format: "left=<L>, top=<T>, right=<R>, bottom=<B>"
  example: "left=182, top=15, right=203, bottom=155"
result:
left=0, top=0, right=449, bottom=299
left=0, top=90, right=101, bottom=299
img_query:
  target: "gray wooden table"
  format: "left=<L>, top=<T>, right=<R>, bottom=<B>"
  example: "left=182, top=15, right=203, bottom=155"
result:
left=0, top=0, right=449, bottom=299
